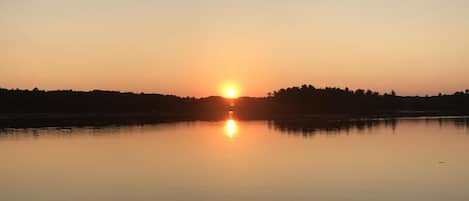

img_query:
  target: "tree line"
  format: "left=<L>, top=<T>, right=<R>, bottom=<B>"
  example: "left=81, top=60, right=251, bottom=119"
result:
left=266, top=85, right=469, bottom=115
left=1, top=85, right=469, bottom=120
left=0, top=88, right=228, bottom=118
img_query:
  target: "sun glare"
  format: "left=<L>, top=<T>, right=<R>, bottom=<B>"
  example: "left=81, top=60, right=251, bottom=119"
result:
left=225, top=119, right=237, bottom=138
left=224, top=87, right=238, bottom=98
left=226, top=88, right=235, bottom=98
left=221, top=82, right=240, bottom=98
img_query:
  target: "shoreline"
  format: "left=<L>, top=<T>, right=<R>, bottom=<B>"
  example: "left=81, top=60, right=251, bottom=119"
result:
left=1, top=111, right=469, bottom=129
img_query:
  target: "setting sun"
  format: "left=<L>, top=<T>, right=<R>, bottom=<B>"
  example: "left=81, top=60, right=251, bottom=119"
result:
left=226, top=88, right=236, bottom=98
left=223, top=86, right=238, bottom=98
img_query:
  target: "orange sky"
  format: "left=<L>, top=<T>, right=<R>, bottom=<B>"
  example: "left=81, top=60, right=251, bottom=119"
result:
left=1, top=0, right=469, bottom=97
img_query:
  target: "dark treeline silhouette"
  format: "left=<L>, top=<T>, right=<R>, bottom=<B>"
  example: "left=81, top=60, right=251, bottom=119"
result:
left=0, top=88, right=230, bottom=127
left=1, top=85, right=469, bottom=127
left=267, top=84, right=469, bottom=116
left=0, top=88, right=228, bottom=116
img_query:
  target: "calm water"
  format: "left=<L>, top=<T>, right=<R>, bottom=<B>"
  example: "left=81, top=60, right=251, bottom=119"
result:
left=1, top=117, right=469, bottom=201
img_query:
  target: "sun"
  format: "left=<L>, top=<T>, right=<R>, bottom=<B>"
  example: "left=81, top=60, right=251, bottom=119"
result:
left=226, top=88, right=236, bottom=98
left=221, top=83, right=240, bottom=98
left=224, top=87, right=238, bottom=98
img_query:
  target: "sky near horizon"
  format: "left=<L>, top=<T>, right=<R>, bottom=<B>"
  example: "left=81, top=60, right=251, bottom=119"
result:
left=1, top=0, right=469, bottom=97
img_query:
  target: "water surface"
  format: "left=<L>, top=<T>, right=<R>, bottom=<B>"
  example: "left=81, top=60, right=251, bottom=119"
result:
left=1, top=117, right=469, bottom=201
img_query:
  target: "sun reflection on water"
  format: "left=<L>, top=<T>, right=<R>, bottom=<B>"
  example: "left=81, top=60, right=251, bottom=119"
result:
left=225, top=119, right=238, bottom=138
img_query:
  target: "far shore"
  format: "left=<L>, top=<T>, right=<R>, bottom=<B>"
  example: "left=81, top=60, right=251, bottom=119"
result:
left=1, top=111, right=468, bottom=128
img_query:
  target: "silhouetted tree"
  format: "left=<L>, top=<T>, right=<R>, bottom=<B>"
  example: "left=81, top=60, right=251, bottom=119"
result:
left=355, top=89, right=365, bottom=96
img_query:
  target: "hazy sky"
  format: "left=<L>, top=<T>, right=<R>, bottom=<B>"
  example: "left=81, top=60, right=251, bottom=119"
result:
left=1, top=0, right=469, bottom=97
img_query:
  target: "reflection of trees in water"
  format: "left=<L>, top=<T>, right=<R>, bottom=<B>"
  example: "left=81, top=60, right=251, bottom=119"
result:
left=269, top=119, right=396, bottom=137
left=1, top=117, right=469, bottom=139
left=399, top=117, right=469, bottom=129
left=0, top=121, right=199, bottom=138
left=269, top=117, right=469, bottom=137
left=436, top=117, right=469, bottom=128
left=0, top=121, right=205, bottom=140
left=0, top=126, right=129, bottom=140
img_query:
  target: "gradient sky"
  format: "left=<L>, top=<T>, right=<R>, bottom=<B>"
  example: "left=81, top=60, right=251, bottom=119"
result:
left=1, top=0, right=469, bottom=97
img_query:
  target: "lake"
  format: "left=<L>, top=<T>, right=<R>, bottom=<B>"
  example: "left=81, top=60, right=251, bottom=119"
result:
left=1, top=117, right=469, bottom=201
